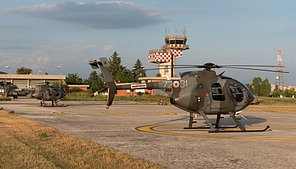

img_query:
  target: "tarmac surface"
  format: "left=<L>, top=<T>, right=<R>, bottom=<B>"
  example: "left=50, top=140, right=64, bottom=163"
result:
left=1, top=98, right=296, bottom=169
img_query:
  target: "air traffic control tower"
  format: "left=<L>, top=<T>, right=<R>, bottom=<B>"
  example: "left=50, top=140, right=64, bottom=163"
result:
left=148, top=29, right=189, bottom=78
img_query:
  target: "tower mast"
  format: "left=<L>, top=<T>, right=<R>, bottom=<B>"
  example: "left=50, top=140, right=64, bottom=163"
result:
left=275, top=48, right=284, bottom=90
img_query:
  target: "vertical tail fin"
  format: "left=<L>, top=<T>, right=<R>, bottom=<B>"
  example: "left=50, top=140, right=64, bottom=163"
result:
left=89, top=57, right=116, bottom=108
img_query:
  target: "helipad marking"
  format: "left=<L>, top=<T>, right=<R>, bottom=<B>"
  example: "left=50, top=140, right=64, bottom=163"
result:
left=103, top=111, right=127, bottom=115
left=136, top=123, right=296, bottom=141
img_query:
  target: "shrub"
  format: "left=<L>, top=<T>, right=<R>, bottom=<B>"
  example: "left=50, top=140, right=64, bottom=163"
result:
left=70, top=87, right=83, bottom=93
left=39, top=132, right=48, bottom=140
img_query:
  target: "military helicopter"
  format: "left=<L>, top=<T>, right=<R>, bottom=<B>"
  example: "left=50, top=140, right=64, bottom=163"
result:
left=89, top=57, right=288, bottom=133
left=32, top=82, right=66, bottom=107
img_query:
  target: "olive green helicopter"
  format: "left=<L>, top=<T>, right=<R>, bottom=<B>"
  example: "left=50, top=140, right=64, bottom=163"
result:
left=32, top=82, right=66, bottom=107
left=89, top=57, right=288, bottom=133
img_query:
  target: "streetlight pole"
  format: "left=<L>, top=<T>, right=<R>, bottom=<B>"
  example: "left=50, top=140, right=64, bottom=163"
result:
left=56, top=66, right=62, bottom=89
left=4, top=65, right=10, bottom=98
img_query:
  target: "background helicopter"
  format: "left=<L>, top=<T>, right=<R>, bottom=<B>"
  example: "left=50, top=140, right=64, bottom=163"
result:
left=89, top=57, right=288, bottom=133
left=32, top=82, right=66, bottom=107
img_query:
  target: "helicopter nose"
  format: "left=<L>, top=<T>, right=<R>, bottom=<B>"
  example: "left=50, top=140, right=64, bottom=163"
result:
left=60, top=90, right=66, bottom=98
left=246, top=91, right=254, bottom=105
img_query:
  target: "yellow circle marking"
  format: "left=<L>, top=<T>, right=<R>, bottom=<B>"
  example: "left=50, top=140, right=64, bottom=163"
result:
left=103, top=111, right=127, bottom=115
left=136, top=123, right=296, bottom=141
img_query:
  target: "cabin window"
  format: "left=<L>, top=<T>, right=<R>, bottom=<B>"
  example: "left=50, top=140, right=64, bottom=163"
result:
left=211, top=83, right=225, bottom=101
left=54, top=89, right=60, bottom=96
left=228, top=83, right=244, bottom=102
left=46, top=89, right=52, bottom=96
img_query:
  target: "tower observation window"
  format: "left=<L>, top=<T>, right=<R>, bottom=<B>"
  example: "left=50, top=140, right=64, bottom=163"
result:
left=169, top=40, right=185, bottom=44
left=211, top=83, right=225, bottom=101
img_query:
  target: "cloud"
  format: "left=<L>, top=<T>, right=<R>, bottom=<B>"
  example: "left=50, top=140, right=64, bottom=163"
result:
left=33, top=44, right=113, bottom=55
left=4, top=1, right=167, bottom=29
left=101, top=44, right=114, bottom=52
left=0, top=39, right=33, bottom=50
left=0, top=44, right=113, bottom=73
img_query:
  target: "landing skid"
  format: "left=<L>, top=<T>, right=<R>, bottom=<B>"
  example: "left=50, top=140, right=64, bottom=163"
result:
left=209, top=125, right=270, bottom=133
left=40, top=100, right=68, bottom=107
left=184, top=112, right=270, bottom=133
left=184, top=125, right=238, bottom=130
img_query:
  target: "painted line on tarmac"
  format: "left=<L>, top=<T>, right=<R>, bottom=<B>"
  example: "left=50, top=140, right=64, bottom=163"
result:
left=136, top=123, right=296, bottom=141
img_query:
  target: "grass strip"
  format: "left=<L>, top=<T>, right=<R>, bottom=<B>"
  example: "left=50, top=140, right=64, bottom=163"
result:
left=0, top=110, right=164, bottom=169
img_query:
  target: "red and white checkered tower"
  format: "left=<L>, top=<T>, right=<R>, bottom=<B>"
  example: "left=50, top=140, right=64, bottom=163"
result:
left=275, top=48, right=284, bottom=90
left=148, top=28, right=189, bottom=78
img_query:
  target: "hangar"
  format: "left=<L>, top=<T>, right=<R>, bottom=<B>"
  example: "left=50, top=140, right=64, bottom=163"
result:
left=0, top=74, right=66, bottom=89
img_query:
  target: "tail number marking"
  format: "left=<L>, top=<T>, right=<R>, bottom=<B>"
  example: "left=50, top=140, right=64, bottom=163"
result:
left=165, top=80, right=187, bottom=89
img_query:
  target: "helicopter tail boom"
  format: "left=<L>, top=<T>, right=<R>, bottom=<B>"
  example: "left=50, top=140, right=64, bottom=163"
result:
left=89, top=57, right=171, bottom=108
left=89, top=58, right=116, bottom=108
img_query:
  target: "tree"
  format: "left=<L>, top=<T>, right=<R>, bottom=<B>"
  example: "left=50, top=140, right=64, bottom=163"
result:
left=245, top=83, right=254, bottom=94
left=260, top=78, right=271, bottom=96
left=272, top=85, right=282, bottom=97
left=133, top=59, right=146, bottom=80
left=86, top=71, right=105, bottom=93
left=252, top=77, right=262, bottom=96
left=109, top=52, right=122, bottom=79
left=87, top=71, right=99, bottom=86
left=284, top=88, right=296, bottom=97
left=16, top=67, right=32, bottom=74
left=251, top=77, right=271, bottom=96
left=108, top=52, right=135, bottom=83
left=65, top=73, right=83, bottom=85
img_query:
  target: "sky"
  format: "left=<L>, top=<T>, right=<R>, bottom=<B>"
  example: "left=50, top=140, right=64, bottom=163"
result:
left=1, top=0, right=295, bottom=85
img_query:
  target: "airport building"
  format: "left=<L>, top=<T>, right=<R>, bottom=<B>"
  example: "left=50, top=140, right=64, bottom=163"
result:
left=0, top=74, right=66, bottom=89
left=148, top=28, right=189, bottom=78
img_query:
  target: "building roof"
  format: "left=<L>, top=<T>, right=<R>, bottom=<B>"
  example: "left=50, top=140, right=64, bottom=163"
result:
left=0, top=74, right=66, bottom=80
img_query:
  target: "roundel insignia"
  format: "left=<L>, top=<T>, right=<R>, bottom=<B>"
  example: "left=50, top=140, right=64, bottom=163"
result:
left=172, top=81, right=180, bottom=88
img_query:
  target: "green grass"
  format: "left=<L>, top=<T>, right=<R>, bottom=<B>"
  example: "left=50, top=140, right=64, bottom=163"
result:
left=0, top=110, right=164, bottom=169
left=256, top=96, right=296, bottom=105
left=0, top=97, right=12, bottom=101
left=39, top=132, right=48, bottom=140
left=62, top=92, right=170, bottom=103
left=63, top=92, right=296, bottom=106
left=62, top=92, right=106, bottom=101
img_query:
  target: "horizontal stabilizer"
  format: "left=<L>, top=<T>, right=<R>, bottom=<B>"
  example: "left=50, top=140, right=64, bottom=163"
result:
left=89, top=60, right=100, bottom=69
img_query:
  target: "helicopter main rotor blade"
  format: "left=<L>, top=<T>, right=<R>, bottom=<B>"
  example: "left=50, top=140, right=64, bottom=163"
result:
left=144, top=66, right=202, bottom=71
left=144, top=64, right=288, bottom=73
left=176, top=64, right=285, bottom=68
left=221, top=65, right=284, bottom=68
left=222, top=67, right=289, bottom=73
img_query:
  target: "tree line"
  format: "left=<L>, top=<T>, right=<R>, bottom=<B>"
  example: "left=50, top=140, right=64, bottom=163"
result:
left=66, top=52, right=146, bottom=93
left=67, top=52, right=296, bottom=97
left=246, top=77, right=295, bottom=97
left=14, top=51, right=296, bottom=97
